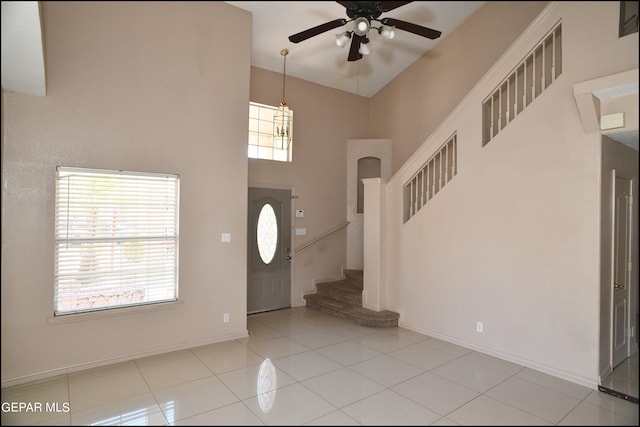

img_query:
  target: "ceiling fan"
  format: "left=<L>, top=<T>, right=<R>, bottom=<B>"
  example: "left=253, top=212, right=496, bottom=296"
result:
left=288, top=1, right=442, bottom=62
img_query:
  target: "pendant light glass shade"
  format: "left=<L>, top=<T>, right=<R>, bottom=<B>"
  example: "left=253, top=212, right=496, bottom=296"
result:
left=273, top=49, right=292, bottom=150
left=273, top=102, right=292, bottom=150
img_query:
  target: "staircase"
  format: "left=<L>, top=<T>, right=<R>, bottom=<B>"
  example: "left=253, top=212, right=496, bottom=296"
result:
left=303, top=269, right=399, bottom=327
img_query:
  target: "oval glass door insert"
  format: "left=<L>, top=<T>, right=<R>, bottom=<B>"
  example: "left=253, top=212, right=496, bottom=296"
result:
left=257, top=203, right=278, bottom=264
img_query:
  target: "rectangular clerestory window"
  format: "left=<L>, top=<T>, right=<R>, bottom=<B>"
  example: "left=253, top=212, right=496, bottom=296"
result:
left=248, top=102, right=293, bottom=162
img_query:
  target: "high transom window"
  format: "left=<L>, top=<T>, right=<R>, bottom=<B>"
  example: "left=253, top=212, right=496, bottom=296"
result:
left=54, top=167, right=179, bottom=315
left=248, top=102, right=293, bottom=162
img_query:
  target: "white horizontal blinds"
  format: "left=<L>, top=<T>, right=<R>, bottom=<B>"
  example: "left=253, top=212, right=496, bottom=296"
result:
left=54, top=167, right=179, bottom=315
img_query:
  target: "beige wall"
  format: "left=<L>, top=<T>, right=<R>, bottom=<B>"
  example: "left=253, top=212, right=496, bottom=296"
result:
left=249, top=67, right=370, bottom=305
left=370, top=1, right=549, bottom=173
left=382, top=1, right=638, bottom=388
left=1, top=1, right=251, bottom=385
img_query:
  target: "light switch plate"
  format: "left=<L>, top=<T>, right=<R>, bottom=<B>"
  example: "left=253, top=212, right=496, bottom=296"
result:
left=295, top=228, right=306, bottom=236
left=221, top=233, right=231, bottom=242
left=295, top=210, right=304, bottom=218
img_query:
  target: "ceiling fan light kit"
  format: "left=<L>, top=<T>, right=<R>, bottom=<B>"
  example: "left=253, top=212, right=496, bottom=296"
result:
left=288, top=1, right=441, bottom=62
left=335, top=31, right=352, bottom=47
left=358, top=38, right=371, bottom=55
left=378, top=25, right=395, bottom=40
left=353, top=16, right=370, bottom=36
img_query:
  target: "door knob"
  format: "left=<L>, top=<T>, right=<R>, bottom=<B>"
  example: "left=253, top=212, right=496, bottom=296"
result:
left=614, top=282, right=624, bottom=289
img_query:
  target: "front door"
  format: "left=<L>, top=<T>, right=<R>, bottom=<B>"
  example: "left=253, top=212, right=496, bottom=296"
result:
left=247, top=187, right=292, bottom=314
left=612, top=174, right=632, bottom=367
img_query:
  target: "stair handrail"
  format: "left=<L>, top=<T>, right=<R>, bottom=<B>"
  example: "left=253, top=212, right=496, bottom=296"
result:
left=294, top=221, right=350, bottom=253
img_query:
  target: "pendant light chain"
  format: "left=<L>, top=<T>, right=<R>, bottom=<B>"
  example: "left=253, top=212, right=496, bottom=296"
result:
left=273, top=49, right=292, bottom=151
left=281, top=49, right=287, bottom=104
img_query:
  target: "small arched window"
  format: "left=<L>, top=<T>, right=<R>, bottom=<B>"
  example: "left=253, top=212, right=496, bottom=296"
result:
left=357, top=157, right=381, bottom=213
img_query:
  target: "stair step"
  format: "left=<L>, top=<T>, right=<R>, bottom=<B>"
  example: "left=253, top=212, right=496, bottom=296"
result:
left=316, top=280, right=362, bottom=306
left=344, top=269, right=363, bottom=288
left=303, top=294, right=399, bottom=328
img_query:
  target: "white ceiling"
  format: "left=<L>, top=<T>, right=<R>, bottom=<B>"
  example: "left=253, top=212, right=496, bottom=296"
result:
left=225, top=1, right=486, bottom=97
left=1, top=1, right=46, bottom=97
left=0, top=1, right=485, bottom=99
left=2, top=1, right=637, bottom=151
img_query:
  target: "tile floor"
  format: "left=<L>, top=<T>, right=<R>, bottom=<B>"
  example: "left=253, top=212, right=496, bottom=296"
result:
left=1, top=307, right=638, bottom=425
left=600, top=353, right=639, bottom=403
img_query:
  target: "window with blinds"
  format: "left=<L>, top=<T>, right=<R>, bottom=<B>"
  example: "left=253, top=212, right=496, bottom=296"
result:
left=54, top=167, right=179, bottom=315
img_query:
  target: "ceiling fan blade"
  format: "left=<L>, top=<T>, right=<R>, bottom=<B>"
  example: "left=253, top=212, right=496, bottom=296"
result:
left=338, top=1, right=411, bottom=14
left=288, top=18, right=347, bottom=43
left=336, top=1, right=357, bottom=8
left=378, top=1, right=412, bottom=12
left=381, top=17, right=441, bottom=39
left=348, top=34, right=363, bottom=61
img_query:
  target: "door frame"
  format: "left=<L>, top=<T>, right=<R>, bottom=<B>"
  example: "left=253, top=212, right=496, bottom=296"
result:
left=247, top=183, right=295, bottom=311
left=599, top=136, right=639, bottom=389
left=610, top=171, right=633, bottom=368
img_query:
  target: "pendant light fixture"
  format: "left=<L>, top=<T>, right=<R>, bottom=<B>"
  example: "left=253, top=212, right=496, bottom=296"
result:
left=273, top=49, right=292, bottom=150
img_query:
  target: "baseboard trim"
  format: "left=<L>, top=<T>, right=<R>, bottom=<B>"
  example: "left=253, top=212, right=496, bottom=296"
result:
left=399, top=320, right=598, bottom=390
left=1, top=330, right=249, bottom=389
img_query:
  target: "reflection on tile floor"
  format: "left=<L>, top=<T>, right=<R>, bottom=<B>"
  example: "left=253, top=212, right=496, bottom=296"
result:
left=2, top=307, right=638, bottom=425
left=600, top=353, right=639, bottom=403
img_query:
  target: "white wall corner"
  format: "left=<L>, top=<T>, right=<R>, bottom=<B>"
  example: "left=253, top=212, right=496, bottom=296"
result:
left=362, top=177, right=386, bottom=312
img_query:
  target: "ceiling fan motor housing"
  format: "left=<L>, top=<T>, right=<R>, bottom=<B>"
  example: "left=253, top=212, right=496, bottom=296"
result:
left=345, top=2, right=384, bottom=20
left=348, top=1, right=383, bottom=36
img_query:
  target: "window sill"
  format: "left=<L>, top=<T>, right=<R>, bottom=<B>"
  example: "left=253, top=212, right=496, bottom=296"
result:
left=47, top=300, right=183, bottom=325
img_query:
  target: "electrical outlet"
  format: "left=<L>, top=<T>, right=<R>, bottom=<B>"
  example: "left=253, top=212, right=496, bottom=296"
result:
left=223, top=313, right=230, bottom=323
left=476, top=321, right=483, bottom=333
